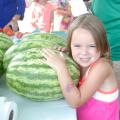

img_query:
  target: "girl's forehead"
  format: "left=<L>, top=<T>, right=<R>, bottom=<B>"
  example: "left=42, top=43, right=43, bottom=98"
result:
left=71, top=28, right=95, bottom=43
left=73, top=28, right=91, bottom=35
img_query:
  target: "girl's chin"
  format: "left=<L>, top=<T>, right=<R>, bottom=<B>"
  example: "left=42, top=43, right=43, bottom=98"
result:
left=80, top=58, right=90, bottom=63
left=78, top=62, right=91, bottom=67
left=78, top=60, right=95, bottom=67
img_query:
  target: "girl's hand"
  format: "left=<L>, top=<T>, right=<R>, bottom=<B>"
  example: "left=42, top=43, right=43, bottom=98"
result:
left=53, top=45, right=67, bottom=52
left=41, top=48, right=66, bottom=71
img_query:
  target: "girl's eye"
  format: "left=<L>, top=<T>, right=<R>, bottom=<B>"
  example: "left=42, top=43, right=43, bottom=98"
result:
left=73, top=45, right=80, bottom=47
left=89, top=45, right=96, bottom=48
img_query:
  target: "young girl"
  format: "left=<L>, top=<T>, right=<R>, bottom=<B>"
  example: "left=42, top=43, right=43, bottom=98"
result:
left=42, top=13, right=119, bottom=120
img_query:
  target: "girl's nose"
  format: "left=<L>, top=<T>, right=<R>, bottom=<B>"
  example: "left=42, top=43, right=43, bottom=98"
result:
left=80, top=47, right=88, bottom=55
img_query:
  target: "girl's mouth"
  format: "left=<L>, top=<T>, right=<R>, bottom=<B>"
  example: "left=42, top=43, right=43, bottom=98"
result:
left=79, top=57, right=91, bottom=63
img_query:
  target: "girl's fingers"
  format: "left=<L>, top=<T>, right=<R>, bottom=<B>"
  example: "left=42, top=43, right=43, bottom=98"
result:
left=41, top=48, right=54, bottom=60
left=60, top=51, right=64, bottom=58
left=53, top=45, right=59, bottom=50
left=41, top=49, right=49, bottom=60
left=61, top=47, right=67, bottom=52
left=53, top=45, right=66, bottom=52
left=41, top=48, right=65, bottom=63
left=58, top=46, right=64, bottom=51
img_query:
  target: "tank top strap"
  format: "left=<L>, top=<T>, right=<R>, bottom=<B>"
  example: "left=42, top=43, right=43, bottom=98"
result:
left=84, top=59, right=102, bottom=80
left=78, top=59, right=101, bottom=87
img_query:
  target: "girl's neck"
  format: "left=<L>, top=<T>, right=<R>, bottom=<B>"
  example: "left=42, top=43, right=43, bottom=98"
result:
left=80, top=58, right=101, bottom=78
left=80, top=66, right=89, bottom=78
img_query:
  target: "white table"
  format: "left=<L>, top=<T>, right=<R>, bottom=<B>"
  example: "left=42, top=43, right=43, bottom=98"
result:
left=0, top=75, right=77, bottom=120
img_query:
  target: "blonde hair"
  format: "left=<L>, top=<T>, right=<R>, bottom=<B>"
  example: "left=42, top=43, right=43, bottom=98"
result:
left=67, top=13, right=110, bottom=59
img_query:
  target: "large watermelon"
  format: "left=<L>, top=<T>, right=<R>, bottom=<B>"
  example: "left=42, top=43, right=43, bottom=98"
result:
left=6, top=48, right=80, bottom=101
left=3, top=33, right=66, bottom=71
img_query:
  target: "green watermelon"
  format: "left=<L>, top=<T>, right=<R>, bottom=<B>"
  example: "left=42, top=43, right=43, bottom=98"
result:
left=0, top=33, right=13, bottom=52
left=3, top=33, right=66, bottom=71
left=0, top=33, right=13, bottom=75
left=6, top=48, right=80, bottom=101
left=21, top=32, right=66, bottom=46
left=3, top=40, right=53, bottom=70
left=0, top=50, right=3, bottom=75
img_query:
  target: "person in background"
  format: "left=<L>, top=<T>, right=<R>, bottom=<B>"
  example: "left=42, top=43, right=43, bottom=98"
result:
left=92, top=0, right=120, bottom=107
left=0, top=0, right=25, bottom=32
left=56, top=0, right=72, bottom=31
left=68, top=0, right=88, bottom=18
left=42, top=13, right=119, bottom=120
left=30, top=0, right=55, bottom=32
left=83, top=0, right=92, bottom=12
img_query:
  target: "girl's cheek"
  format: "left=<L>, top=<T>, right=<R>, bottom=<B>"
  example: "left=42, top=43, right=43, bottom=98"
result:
left=72, top=50, right=78, bottom=56
left=90, top=49, right=98, bottom=55
left=91, top=51, right=101, bottom=58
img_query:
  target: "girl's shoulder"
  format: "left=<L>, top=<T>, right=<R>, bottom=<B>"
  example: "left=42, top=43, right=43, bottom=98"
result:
left=88, top=58, right=114, bottom=80
left=92, top=58, right=112, bottom=71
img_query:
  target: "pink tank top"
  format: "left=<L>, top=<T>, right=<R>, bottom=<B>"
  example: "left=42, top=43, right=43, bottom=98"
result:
left=76, top=60, right=119, bottom=120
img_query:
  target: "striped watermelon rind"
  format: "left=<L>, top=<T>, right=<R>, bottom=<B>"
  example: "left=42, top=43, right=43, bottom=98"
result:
left=0, top=50, right=4, bottom=75
left=6, top=48, right=79, bottom=101
left=0, top=33, right=13, bottom=75
left=3, top=33, right=66, bottom=71
left=0, top=33, right=13, bottom=52
left=3, top=39, right=57, bottom=70
left=21, top=32, right=66, bottom=46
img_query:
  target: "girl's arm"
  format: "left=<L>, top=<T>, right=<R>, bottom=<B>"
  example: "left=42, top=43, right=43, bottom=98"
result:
left=42, top=49, right=81, bottom=107
left=42, top=49, right=112, bottom=108
left=57, top=59, right=112, bottom=107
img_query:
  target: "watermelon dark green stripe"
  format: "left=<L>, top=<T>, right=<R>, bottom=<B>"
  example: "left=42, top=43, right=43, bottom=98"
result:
left=6, top=72, right=59, bottom=87
left=7, top=82, right=63, bottom=101
left=7, top=78, right=61, bottom=92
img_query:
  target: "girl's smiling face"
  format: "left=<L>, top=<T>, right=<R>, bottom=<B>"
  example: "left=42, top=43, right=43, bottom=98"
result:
left=71, top=28, right=100, bottom=68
